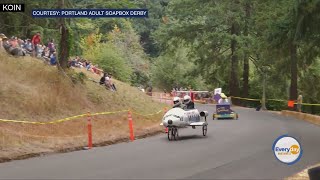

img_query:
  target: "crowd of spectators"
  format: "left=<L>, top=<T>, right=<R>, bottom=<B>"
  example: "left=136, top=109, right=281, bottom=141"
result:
left=68, top=56, right=103, bottom=76
left=1, top=32, right=118, bottom=92
left=0, top=32, right=57, bottom=65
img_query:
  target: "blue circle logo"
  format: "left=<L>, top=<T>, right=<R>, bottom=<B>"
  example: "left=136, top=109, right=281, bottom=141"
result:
left=272, top=135, right=303, bottom=165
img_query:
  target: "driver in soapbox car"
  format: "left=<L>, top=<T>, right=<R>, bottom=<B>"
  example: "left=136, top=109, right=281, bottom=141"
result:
left=213, top=93, right=238, bottom=120
left=172, top=95, right=194, bottom=110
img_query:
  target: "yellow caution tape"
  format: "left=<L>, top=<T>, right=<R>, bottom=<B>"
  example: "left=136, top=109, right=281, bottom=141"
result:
left=46, top=114, right=87, bottom=124
left=300, top=103, right=320, bottom=106
left=231, top=96, right=320, bottom=106
left=230, top=96, right=260, bottom=101
left=261, top=99, right=320, bottom=106
left=0, top=109, right=164, bottom=124
left=91, top=110, right=128, bottom=116
left=267, top=99, right=286, bottom=102
left=0, top=119, right=45, bottom=124
left=0, top=114, right=88, bottom=125
left=132, top=110, right=163, bottom=116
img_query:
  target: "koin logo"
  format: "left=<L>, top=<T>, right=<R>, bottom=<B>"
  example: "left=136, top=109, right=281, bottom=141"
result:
left=273, top=135, right=302, bottom=165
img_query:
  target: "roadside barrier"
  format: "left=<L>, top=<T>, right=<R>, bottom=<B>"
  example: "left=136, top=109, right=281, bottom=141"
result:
left=0, top=109, right=164, bottom=150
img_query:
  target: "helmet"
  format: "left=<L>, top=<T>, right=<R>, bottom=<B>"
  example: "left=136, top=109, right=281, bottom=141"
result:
left=183, top=95, right=191, bottom=104
left=221, top=93, right=227, bottom=99
left=173, top=97, right=180, bottom=104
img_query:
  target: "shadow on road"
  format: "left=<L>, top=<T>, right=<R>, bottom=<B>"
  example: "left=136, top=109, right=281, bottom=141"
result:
left=160, top=134, right=208, bottom=142
left=178, top=135, right=207, bottom=141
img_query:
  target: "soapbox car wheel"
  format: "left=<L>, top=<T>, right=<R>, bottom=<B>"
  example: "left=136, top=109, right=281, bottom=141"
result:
left=202, top=125, right=207, bottom=136
left=168, top=127, right=178, bottom=141
left=168, top=128, right=173, bottom=141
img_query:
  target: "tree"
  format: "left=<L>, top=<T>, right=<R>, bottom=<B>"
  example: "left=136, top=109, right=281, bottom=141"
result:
left=242, top=0, right=252, bottom=98
left=151, top=43, right=205, bottom=90
left=132, top=0, right=170, bottom=57
left=80, top=33, right=132, bottom=82
left=58, top=0, right=69, bottom=70
left=154, top=0, right=246, bottom=98
left=266, top=0, right=320, bottom=101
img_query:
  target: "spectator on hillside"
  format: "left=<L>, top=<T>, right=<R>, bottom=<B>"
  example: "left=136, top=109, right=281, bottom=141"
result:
left=50, top=52, right=57, bottom=65
left=38, top=44, right=44, bottom=57
left=3, top=38, right=11, bottom=51
left=43, top=47, right=50, bottom=62
left=9, top=36, right=18, bottom=48
left=0, top=33, right=7, bottom=52
left=107, top=74, right=117, bottom=91
left=99, top=73, right=107, bottom=85
left=5, top=36, right=25, bottom=56
left=47, top=39, right=55, bottom=56
left=31, top=32, right=41, bottom=57
left=86, top=61, right=92, bottom=71
left=91, top=64, right=97, bottom=73
left=24, top=39, right=33, bottom=54
left=71, top=58, right=77, bottom=67
left=99, top=72, right=114, bottom=91
left=17, top=38, right=24, bottom=48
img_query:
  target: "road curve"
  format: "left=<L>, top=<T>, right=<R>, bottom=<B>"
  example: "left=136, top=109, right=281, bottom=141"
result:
left=0, top=104, right=319, bottom=179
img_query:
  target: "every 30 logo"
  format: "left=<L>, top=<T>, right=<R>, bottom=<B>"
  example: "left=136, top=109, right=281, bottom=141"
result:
left=273, top=135, right=303, bottom=165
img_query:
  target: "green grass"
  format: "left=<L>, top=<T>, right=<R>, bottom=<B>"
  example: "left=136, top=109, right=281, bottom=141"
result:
left=0, top=53, right=169, bottom=160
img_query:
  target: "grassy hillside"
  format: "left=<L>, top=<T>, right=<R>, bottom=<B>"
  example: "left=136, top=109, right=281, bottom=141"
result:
left=0, top=53, right=169, bottom=160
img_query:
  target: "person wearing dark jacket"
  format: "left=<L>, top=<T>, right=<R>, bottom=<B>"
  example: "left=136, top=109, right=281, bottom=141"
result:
left=99, top=73, right=107, bottom=85
left=183, top=95, right=195, bottom=110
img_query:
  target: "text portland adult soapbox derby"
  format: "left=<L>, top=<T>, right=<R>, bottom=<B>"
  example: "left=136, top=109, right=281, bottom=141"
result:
left=32, top=9, right=148, bottom=18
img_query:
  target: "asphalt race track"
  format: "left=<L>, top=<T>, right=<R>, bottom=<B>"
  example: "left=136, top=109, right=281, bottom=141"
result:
left=0, top=104, right=319, bottom=179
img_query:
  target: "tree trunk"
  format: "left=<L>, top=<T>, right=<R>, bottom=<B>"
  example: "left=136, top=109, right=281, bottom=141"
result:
left=58, top=0, right=69, bottom=70
left=242, top=1, right=251, bottom=98
left=289, top=41, right=298, bottom=101
left=229, top=22, right=240, bottom=104
left=261, top=73, right=267, bottom=110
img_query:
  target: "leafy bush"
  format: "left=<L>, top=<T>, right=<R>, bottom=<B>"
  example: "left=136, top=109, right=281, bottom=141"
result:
left=95, top=43, right=132, bottom=82
left=266, top=101, right=286, bottom=111
left=130, top=70, right=150, bottom=87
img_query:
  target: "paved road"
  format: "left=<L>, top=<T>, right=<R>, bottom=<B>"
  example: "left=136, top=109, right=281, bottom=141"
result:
left=0, top=104, right=319, bottom=179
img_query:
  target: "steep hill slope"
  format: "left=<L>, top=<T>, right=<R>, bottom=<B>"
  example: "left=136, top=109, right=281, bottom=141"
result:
left=0, top=53, right=168, bottom=161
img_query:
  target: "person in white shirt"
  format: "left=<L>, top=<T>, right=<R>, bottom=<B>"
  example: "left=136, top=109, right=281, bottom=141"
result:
left=218, top=93, right=229, bottom=104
